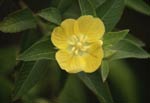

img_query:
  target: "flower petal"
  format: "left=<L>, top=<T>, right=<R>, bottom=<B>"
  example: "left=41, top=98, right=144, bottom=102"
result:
left=77, top=15, right=105, bottom=42
left=61, top=19, right=76, bottom=35
left=82, top=41, right=103, bottom=73
left=51, top=27, right=68, bottom=49
left=51, top=19, right=76, bottom=49
left=56, top=50, right=85, bottom=73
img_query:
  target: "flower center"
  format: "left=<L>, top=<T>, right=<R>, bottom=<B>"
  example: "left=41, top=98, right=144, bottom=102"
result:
left=68, top=35, right=90, bottom=55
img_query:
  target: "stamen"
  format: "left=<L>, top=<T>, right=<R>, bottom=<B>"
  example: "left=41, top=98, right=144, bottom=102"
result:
left=71, top=47, right=76, bottom=51
left=69, top=35, right=89, bottom=55
left=75, top=49, right=79, bottom=55
left=77, top=42, right=82, bottom=47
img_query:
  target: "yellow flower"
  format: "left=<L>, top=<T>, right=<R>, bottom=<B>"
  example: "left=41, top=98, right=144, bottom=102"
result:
left=51, top=15, right=105, bottom=73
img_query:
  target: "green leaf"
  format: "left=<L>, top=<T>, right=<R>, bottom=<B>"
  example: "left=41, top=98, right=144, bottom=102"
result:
left=101, top=60, right=109, bottom=82
left=63, top=0, right=81, bottom=19
left=110, top=40, right=150, bottom=60
left=13, top=60, right=50, bottom=100
left=97, top=0, right=125, bottom=32
left=20, top=29, right=42, bottom=52
left=58, top=75, right=87, bottom=103
left=103, top=30, right=129, bottom=58
left=88, top=0, right=106, bottom=8
left=125, top=0, right=150, bottom=16
left=18, top=38, right=56, bottom=61
left=57, top=0, right=74, bottom=13
left=103, top=29, right=129, bottom=47
left=125, top=34, right=145, bottom=47
left=78, top=72, right=113, bottom=103
left=78, top=0, right=96, bottom=16
left=0, top=9, right=36, bottom=33
left=38, top=7, right=62, bottom=25
left=104, top=48, right=116, bottom=59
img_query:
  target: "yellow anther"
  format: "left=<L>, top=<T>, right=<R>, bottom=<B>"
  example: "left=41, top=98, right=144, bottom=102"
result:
left=75, top=49, right=79, bottom=55
left=70, top=35, right=89, bottom=55
left=77, top=42, right=82, bottom=47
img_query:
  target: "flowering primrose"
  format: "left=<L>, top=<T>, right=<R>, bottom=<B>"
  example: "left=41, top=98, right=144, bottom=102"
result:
left=51, top=15, right=105, bottom=73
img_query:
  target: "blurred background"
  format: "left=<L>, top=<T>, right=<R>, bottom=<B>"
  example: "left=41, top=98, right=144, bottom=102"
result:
left=0, top=0, right=150, bottom=103
left=117, top=6, right=150, bottom=103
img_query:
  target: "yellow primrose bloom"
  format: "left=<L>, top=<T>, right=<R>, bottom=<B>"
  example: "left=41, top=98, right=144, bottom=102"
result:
left=51, top=15, right=105, bottom=73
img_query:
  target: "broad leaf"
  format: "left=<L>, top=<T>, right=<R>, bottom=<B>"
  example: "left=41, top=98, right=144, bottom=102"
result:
left=125, top=0, right=150, bottom=16
left=88, top=0, right=106, bottom=8
left=13, top=60, right=50, bottom=100
left=58, top=75, right=87, bottom=103
left=18, top=38, right=56, bottom=61
left=38, top=7, right=62, bottom=25
left=20, top=29, right=42, bottom=52
left=63, top=0, right=81, bottom=19
left=110, top=40, right=150, bottom=60
left=78, top=72, right=113, bottom=103
left=103, top=29, right=129, bottom=47
left=101, top=60, right=109, bottom=82
left=97, top=0, right=124, bottom=32
left=78, top=0, right=96, bottom=16
left=0, top=9, right=36, bottom=33
left=104, top=48, right=116, bottom=59
left=57, top=0, right=74, bottom=13
left=103, top=30, right=129, bottom=58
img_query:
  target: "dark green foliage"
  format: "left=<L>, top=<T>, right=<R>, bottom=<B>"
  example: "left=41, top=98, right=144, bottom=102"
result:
left=0, top=9, right=36, bottom=33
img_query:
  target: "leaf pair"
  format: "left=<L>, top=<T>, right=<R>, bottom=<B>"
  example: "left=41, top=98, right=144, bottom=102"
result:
left=0, top=7, right=61, bottom=33
left=103, top=30, right=150, bottom=60
left=101, top=30, right=150, bottom=82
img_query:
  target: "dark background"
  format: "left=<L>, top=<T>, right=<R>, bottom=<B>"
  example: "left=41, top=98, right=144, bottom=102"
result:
left=117, top=8, right=150, bottom=103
